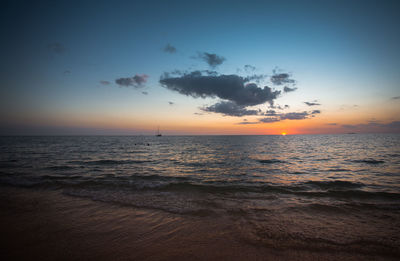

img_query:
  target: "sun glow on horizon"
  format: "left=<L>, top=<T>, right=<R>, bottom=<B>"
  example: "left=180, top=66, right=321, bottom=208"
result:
left=281, top=132, right=287, bottom=136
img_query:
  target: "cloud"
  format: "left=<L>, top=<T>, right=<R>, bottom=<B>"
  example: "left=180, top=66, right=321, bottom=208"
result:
left=198, top=52, right=225, bottom=67
left=100, top=80, right=111, bottom=85
left=244, top=64, right=256, bottom=72
left=280, top=112, right=310, bottom=120
left=115, top=74, right=148, bottom=88
left=258, top=110, right=320, bottom=123
left=342, top=121, right=400, bottom=132
left=163, top=44, right=176, bottom=53
left=392, top=96, right=400, bottom=100
left=168, top=101, right=174, bottom=105
left=201, top=101, right=260, bottom=117
left=265, top=110, right=277, bottom=116
left=237, top=121, right=259, bottom=125
left=304, top=101, right=321, bottom=106
left=269, top=104, right=287, bottom=110
left=259, top=117, right=281, bottom=123
left=283, top=86, right=297, bottom=92
left=142, top=91, right=148, bottom=95
left=326, top=123, right=337, bottom=126
left=160, top=71, right=280, bottom=107
left=63, top=70, right=71, bottom=75
left=244, top=74, right=268, bottom=83
left=270, top=71, right=295, bottom=85
left=47, top=42, right=66, bottom=54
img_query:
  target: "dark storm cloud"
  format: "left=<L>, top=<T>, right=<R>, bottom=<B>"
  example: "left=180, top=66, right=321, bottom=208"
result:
left=198, top=52, right=225, bottom=67
left=159, top=71, right=280, bottom=107
left=115, top=74, right=148, bottom=88
left=100, top=80, right=111, bottom=85
left=47, top=42, right=66, bottom=54
left=201, top=101, right=260, bottom=117
left=304, top=101, right=321, bottom=106
left=163, top=44, right=176, bottom=53
left=283, top=86, right=297, bottom=93
left=270, top=71, right=295, bottom=85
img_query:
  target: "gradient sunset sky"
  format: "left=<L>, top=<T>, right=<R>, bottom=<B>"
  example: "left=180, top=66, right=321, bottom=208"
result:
left=1, top=0, right=399, bottom=135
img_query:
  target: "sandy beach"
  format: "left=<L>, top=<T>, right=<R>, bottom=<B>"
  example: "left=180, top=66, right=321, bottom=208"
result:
left=0, top=186, right=398, bottom=261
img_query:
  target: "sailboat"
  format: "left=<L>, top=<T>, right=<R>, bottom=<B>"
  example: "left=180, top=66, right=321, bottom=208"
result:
left=156, top=126, right=162, bottom=137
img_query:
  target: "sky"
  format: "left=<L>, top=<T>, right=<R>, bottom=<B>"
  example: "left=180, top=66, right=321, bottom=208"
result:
left=0, top=0, right=399, bottom=135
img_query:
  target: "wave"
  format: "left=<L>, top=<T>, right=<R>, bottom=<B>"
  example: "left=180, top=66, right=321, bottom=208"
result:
left=351, top=159, right=385, bottom=164
left=328, top=168, right=351, bottom=172
left=46, top=165, right=77, bottom=170
left=257, top=159, right=286, bottom=164
left=305, top=180, right=364, bottom=189
left=2, top=171, right=400, bottom=201
left=68, top=159, right=153, bottom=165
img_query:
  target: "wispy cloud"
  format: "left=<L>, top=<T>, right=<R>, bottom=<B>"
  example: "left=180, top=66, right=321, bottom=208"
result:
left=244, top=64, right=256, bottom=72
left=47, top=42, right=67, bottom=54
left=197, top=52, right=226, bottom=68
left=163, top=43, right=177, bottom=53
left=342, top=121, right=400, bottom=132
left=283, top=86, right=297, bottom=93
left=258, top=110, right=321, bottom=123
left=100, top=80, right=111, bottom=85
left=270, top=69, right=296, bottom=85
left=304, top=101, right=321, bottom=106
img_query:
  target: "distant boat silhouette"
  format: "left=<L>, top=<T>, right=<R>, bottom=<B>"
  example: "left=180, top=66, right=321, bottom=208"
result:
left=156, top=126, right=162, bottom=137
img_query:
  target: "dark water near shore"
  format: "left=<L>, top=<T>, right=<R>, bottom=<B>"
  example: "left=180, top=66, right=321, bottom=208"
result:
left=1, top=134, right=400, bottom=256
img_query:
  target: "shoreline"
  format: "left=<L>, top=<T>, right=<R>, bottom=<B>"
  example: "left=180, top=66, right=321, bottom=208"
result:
left=1, top=186, right=399, bottom=260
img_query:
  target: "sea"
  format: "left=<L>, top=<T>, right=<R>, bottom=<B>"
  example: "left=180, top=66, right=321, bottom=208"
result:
left=1, top=134, right=400, bottom=258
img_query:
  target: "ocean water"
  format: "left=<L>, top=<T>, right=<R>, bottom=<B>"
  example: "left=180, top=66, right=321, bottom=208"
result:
left=1, top=134, right=400, bottom=255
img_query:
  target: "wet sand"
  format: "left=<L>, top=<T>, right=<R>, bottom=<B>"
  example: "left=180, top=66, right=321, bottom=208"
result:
left=0, top=186, right=398, bottom=261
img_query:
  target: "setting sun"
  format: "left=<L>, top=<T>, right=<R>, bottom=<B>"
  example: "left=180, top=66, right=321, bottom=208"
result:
left=281, top=132, right=287, bottom=136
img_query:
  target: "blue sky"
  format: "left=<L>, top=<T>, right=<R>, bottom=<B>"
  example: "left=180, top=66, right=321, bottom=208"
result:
left=0, top=0, right=399, bottom=134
